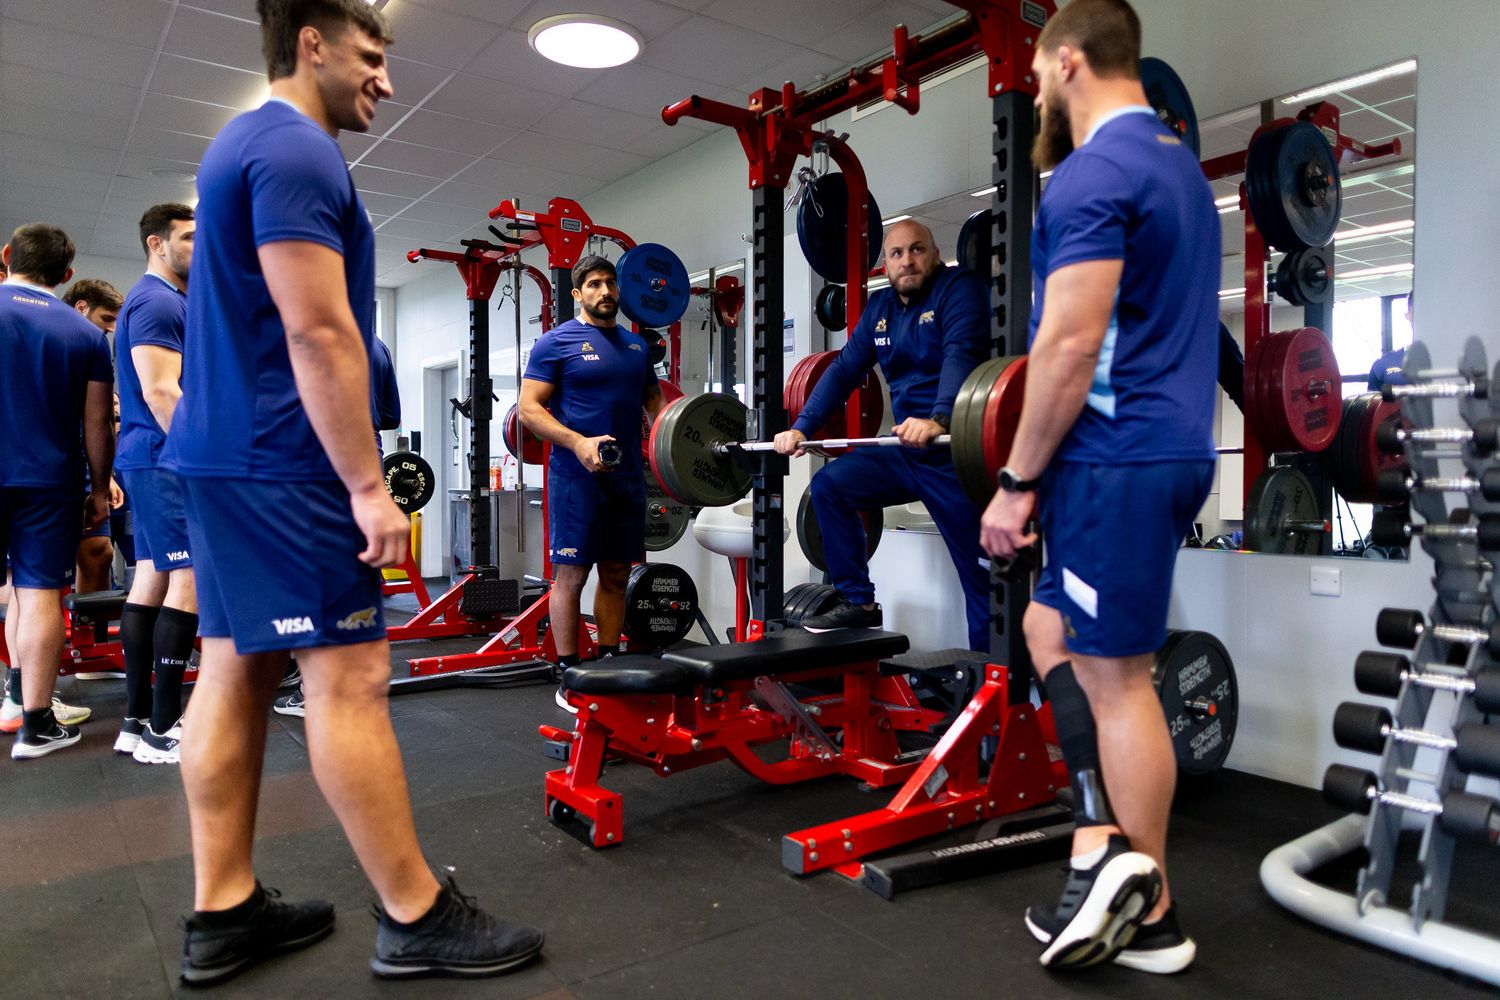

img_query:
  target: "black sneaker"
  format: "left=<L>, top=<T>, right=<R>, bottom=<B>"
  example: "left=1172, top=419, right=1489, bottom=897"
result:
left=114, top=717, right=148, bottom=755
left=801, top=599, right=882, bottom=633
left=371, top=878, right=543, bottom=979
left=1032, top=834, right=1162, bottom=970
left=11, top=720, right=82, bottom=759
left=1027, top=901, right=1195, bottom=974
left=272, top=688, right=305, bottom=718
left=180, top=883, right=335, bottom=987
left=278, top=659, right=301, bottom=690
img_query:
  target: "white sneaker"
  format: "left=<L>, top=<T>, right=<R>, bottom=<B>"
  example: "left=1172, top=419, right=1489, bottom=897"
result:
left=132, top=722, right=182, bottom=765
left=73, top=669, right=126, bottom=680
left=0, top=695, right=90, bottom=732
left=0, top=698, right=20, bottom=733
left=554, top=685, right=579, bottom=715
left=114, top=717, right=148, bottom=754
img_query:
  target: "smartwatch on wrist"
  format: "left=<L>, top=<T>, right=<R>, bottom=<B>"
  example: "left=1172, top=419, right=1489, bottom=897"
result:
left=930, top=412, right=951, bottom=431
left=997, top=466, right=1042, bottom=493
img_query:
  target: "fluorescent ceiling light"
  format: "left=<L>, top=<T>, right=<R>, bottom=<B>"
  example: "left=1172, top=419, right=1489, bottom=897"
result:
left=1337, top=263, right=1414, bottom=281
left=882, top=214, right=912, bottom=225
left=528, top=15, right=642, bottom=69
left=1280, top=59, right=1416, bottom=104
left=1218, top=288, right=1245, bottom=299
left=970, top=186, right=997, bottom=198
left=1334, top=219, right=1414, bottom=240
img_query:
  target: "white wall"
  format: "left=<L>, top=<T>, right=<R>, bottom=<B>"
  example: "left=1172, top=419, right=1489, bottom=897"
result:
left=61, top=253, right=144, bottom=300
left=389, top=0, right=1499, bottom=787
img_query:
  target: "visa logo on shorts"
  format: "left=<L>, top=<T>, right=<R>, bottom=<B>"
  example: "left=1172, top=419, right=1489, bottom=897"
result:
left=166, top=550, right=189, bottom=562
left=336, top=607, right=378, bottom=631
left=272, top=616, right=315, bottom=636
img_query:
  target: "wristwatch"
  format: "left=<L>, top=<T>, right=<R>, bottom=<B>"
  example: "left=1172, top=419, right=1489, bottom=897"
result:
left=930, top=412, right=951, bottom=430
left=997, top=466, right=1042, bottom=492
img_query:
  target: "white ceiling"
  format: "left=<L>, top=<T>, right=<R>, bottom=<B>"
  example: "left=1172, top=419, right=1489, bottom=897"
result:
left=0, top=0, right=957, bottom=287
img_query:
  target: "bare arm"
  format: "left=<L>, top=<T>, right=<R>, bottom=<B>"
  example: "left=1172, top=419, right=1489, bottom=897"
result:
left=82, top=380, right=115, bottom=528
left=132, top=344, right=183, bottom=433
left=642, top=383, right=665, bottom=423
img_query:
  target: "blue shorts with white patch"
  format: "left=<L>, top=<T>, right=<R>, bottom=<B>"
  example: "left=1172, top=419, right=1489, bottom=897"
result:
left=180, top=477, right=385, bottom=653
left=1032, top=460, right=1213, bottom=658
left=120, top=468, right=192, bottom=570
left=548, top=473, right=646, bottom=566
left=1, top=487, right=81, bottom=588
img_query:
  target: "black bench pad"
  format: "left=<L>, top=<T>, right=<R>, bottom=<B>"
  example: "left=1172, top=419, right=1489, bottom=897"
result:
left=563, top=654, right=689, bottom=695
left=64, top=590, right=128, bottom=618
left=663, top=628, right=909, bottom=685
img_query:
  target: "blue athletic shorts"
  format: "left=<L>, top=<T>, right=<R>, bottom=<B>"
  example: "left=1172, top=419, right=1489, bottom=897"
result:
left=548, top=473, right=646, bottom=566
left=0, top=487, right=81, bottom=589
left=119, top=468, right=192, bottom=570
left=180, top=477, right=385, bottom=653
left=1032, top=460, right=1214, bottom=658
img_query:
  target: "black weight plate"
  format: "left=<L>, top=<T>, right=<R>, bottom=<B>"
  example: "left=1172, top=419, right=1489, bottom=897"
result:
left=1246, top=121, right=1342, bottom=253
left=646, top=330, right=669, bottom=366
left=383, top=452, right=435, bottom=513
left=788, top=582, right=822, bottom=626
left=795, top=488, right=882, bottom=573
left=623, top=562, right=698, bottom=649
left=815, top=284, right=847, bottom=332
left=643, top=474, right=689, bottom=552
left=1139, top=56, right=1200, bottom=157
left=955, top=358, right=1007, bottom=506
left=957, top=209, right=993, bottom=274
left=1154, top=629, right=1238, bottom=777
left=1244, top=466, right=1321, bottom=554
left=651, top=392, right=752, bottom=507
left=801, top=584, right=842, bottom=623
left=797, top=172, right=883, bottom=285
left=783, top=583, right=814, bottom=622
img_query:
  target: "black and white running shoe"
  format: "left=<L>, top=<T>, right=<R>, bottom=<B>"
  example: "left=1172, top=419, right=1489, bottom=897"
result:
left=1032, top=834, right=1162, bottom=970
left=1027, top=900, right=1195, bottom=974
left=11, top=719, right=83, bottom=760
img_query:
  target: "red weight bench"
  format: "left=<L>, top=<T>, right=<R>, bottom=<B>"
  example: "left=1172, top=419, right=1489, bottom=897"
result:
left=537, top=628, right=948, bottom=848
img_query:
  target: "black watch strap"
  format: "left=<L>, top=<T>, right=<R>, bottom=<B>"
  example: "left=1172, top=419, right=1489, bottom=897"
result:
left=930, top=411, right=951, bottom=430
left=997, top=466, right=1042, bottom=492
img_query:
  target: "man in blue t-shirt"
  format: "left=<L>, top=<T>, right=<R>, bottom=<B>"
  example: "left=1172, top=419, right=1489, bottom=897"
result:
left=772, top=220, right=991, bottom=650
left=520, top=255, right=665, bottom=680
left=113, top=203, right=199, bottom=767
left=61, top=279, right=124, bottom=595
left=160, top=1, right=541, bottom=986
left=980, top=0, right=1217, bottom=975
left=1367, top=290, right=1411, bottom=391
left=0, top=224, right=115, bottom=760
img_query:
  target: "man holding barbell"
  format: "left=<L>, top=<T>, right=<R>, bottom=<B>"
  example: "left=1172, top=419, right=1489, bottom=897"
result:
left=979, top=0, right=1218, bottom=974
left=773, top=220, right=992, bottom=652
left=520, top=255, right=666, bottom=689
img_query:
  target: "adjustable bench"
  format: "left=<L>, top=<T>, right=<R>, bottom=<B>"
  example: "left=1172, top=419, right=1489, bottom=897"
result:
left=0, top=590, right=131, bottom=677
left=538, top=628, right=950, bottom=848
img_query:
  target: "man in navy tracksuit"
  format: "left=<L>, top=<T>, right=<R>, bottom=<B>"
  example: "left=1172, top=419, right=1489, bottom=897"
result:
left=774, top=220, right=991, bottom=650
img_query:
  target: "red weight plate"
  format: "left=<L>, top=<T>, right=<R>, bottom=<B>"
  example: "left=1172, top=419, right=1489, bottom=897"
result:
left=1273, top=326, right=1341, bottom=452
left=1262, top=331, right=1294, bottom=450
left=641, top=380, right=687, bottom=459
left=783, top=353, right=818, bottom=422
left=1357, top=396, right=1405, bottom=501
left=648, top=396, right=691, bottom=498
left=1243, top=333, right=1277, bottom=448
left=980, top=356, right=1027, bottom=482
left=503, top=404, right=545, bottom=465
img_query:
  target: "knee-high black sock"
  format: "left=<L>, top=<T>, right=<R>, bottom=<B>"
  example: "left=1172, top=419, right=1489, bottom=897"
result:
left=151, top=608, right=197, bottom=732
left=120, top=603, right=160, bottom=721
left=1043, top=660, right=1114, bottom=828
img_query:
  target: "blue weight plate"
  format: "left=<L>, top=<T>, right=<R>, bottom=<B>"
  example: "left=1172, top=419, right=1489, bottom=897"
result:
left=797, top=172, right=883, bottom=285
left=1247, top=121, right=1342, bottom=253
left=617, top=242, right=691, bottom=328
left=1139, top=57, right=1200, bottom=157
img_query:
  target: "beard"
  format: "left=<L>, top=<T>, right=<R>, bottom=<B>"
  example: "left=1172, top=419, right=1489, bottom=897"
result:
left=168, top=252, right=190, bottom=283
left=583, top=298, right=618, bottom=323
left=1032, top=89, right=1075, bottom=172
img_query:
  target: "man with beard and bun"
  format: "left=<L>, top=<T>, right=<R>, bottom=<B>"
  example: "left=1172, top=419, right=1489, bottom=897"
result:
left=161, top=1, right=543, bottom=985
left=520, top=255, right=665, bottom=702
left=979, top=0, right=1218, bottom=974
left=771, top=220, right=990, bottom=652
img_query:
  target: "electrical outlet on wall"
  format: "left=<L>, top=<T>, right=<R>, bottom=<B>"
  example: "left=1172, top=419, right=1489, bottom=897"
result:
left=1310, top=565, right=1341, bottom=597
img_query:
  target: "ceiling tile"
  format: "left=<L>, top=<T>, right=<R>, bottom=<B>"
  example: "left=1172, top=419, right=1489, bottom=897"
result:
left=636, top=16, right=801, bottom=88
left=385, top=110, right=515, bottom=157
left=384, top=56, right=457, bottom=107
left=359, top=139, right=476, bottom=179
left=0, top=18, right=157, bottom=87
left=742, top=48, right=852, bottom=93
left=421, top=73, right=567, bottom=130
left=526, top=101, right=666, bottom=151
left=0, top=157, right=115, bottom=197
left=382, top=1, right=501, bottom=70
left=0, top=134, right=121, bottom=175
left=149, top=55, right=265, bottom=109
left=340, top=132, right=381, bottom=162
left=2, top=0, right=169, bottom=48
left=462, top=29, right=597, bottom=97
left=425, top=178, right=506, bottom=209
left=355, top=191, right=416, bottom=217
left=456, top=157, right=569, bottom=196
left=575, top=62, right=739, bottom=121
left=702, top=0, right=870, bottom=48
left=176, top=0, right=260, bottom=20
left=0, top=63, right=141, bottom=121
left=812, top=2, right=954, bottom=62
left=350, top=164, right=443, bottom=198
left=367, top=99, right=417, bottom=138
left=163, top=6, right=266, bottom=74
left=515, top=0, right=692, bottom=38
left=3, top=102, right=130, bottom=150
left=576, top=150, right=652, bottom=183
left=372, top=217, right=463, bottom=242
left=486, top=130, right=613, bottom=174
left=390, top=200, right=487, bottom=230
left=403, top=0, right=531, bottom=24
left=1, top=183, right=106, bottom=219
left=135, top=93, right=243, bottom=139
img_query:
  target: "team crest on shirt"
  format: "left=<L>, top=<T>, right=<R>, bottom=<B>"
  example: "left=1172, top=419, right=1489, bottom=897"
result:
left=554, top=547, right=578, bottom=558
left=628, top=342, right=642, bottom=351
left=875, top=319, right=887, bottom=333
left=582, top=341, right=594, bottom=352
left=919, top=310, right=935, bottom=324
left=1157, top=134, right=1182, bottom=146
left=580, top=341, right=601, bottom=361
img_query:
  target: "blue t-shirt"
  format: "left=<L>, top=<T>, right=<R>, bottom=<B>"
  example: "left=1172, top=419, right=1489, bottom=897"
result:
left=1367, top=347, right=1406, bottom=391
left=793, top=266, right=989, bottom=440
left=1030, top=106, right=1220, bottom=464
left=115, top=272, right=186, bottom=471
left=163, top=100, right=377, bottom=481
left=371, top=337, right=400, bottom=432
left=522, top=318, right=658, bottom=479
left=0, top=282, right=114, bottom=487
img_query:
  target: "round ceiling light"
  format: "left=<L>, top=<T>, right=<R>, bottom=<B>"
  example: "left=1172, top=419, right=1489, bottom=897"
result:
left=528, top=14, right=643, bottom=69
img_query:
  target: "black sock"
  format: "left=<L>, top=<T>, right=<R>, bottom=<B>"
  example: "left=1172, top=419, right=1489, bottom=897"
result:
left=5, top=667, right=19, bottom=704
left=151, top=608, right=197, bottom=732
left=22, top=707, right=57, bottom=737
left=1042, top=661, right=1114, bottom=828
left=193, top=885, right=263, bottom=928
left=558, top=653, right=581, bottom=668
left=120, top=603, right=160, bottom=720
left=596, top=644, right=619, bottom=658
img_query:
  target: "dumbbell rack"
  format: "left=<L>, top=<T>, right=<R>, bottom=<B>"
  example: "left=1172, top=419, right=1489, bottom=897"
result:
left=1262, top=336, right=1500, bottom=985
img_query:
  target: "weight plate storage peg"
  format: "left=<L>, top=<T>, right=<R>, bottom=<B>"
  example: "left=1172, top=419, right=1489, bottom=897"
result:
left=647, top=392, right=754, bottom=507
left=1154, top=629, right=1237, bottom=777
left=1244, top=466, right=1326, bottom=554
left=1245, top=120, right=1342, bottom=253
left=383, top=452, right=436, bottom=512
left=622, top=562, right=697, bottom=649
left=616, top=242, right=691, bottom=329
left=644, top=474, right=690, bottom=552
left=797, top=172, right=883, bottom=284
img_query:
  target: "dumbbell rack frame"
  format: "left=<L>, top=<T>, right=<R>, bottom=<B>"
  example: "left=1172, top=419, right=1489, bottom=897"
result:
left=1262, top=337, right=1500, bottom=985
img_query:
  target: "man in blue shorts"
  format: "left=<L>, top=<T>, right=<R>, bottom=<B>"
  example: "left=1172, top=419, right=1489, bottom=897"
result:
left=980, top=0, right=1218, bottom=974
left=773, top=219, right=991, bottom=650
left=520, top=255, right=665, bottom=689
left=161, top=1, right=542, bottom=985
left=114, top=202, right=199, bottom=766
left=0, top=224, right=116, bottom=760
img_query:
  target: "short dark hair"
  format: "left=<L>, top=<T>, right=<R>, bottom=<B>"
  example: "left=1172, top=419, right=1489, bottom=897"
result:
left=1036, top=0, right=1141, bottom=78
left=257, top=0, right=395, bottom=82
left=6, top=223, right=76, bottom=286
left=138, top=202, right=195, bottom=257
left=571, top=255, right=617, bottom=291
left=62, top=278, right=124, bottom=312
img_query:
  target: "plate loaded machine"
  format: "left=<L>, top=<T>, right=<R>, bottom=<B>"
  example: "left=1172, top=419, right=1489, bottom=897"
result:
left=1263, top=336, right=1500, bottom=985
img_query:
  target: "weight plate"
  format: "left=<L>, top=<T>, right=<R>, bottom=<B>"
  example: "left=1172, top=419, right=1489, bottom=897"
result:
left=641, top=380, right=687, bottom=463
left=617, top=242, right=691, bottom=329
left=1154, top=629, right=1238, bottom=776
left=815, top=284, right=847, bottom=332
left=1245, top=121, right=1342, bottom=253
left=644, top=474, right=690, bottom=551
left=797, top=172, right=884, bottom=285
left=714, top=275, right=744, bottom=328
left=502, top=404, right=545, bottom=465
left=623, top=562, right=697, bottom=649
left=1139, top=57, right=1200, bottom=157
left=382, top=452, right=435, bottom=513
left=805, top=583, right=842, bottom=619
left=1276, top=326, right=1342, bottom=453
left=647, top=392, right=752, bottom=507
left=954, top=357, right=1008, bottom=506
left=1358, top=395, right=1406, bottom=502
left=1244, top=465, right=1321, bottom=554
left=785, top=351, right=883, bottom=452
left=783, top=583, right=814, bottom=623
left=646, top=329, right=669, bottom=366
left=795, top=488, right=882, bottom=573
left=957, top=209, right=993, bottom=274
left=1321, top=393, right=1364, bottom=502
left=980, top=356, right=1027, bottom=491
